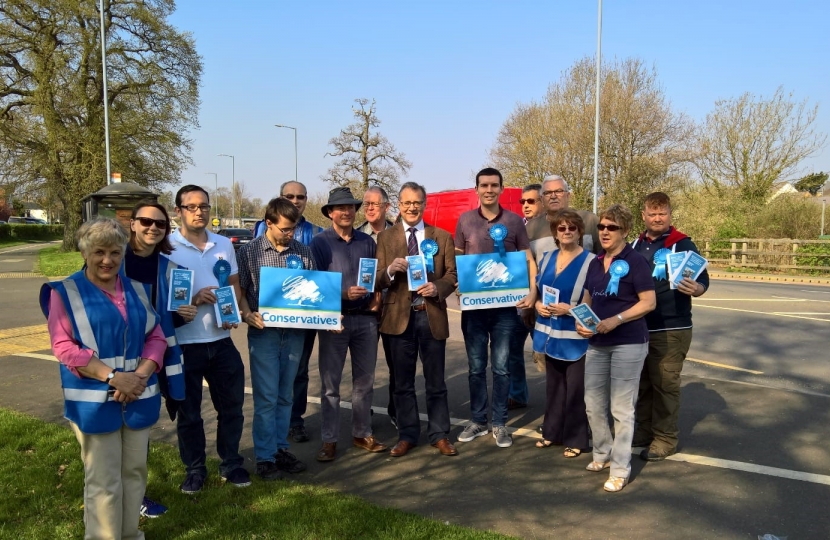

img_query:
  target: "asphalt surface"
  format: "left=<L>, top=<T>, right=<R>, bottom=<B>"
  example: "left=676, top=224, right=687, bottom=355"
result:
left=1, top=243, right=829, bottom=539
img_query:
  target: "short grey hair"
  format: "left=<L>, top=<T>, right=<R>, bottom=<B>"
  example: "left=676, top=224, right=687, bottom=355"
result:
left=543, top=174, right=570, bottom=192
left=399, top=181, right=427, bottom=201
left=522, top=183, right=542, bottom=194
left=279, top=180, right=307, bottom=195
left=364, top=185, right=389, bottom=204
left=76, top=218, right=129, bottom=255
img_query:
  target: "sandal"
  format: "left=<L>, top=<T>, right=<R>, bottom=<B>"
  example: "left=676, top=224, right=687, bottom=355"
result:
left=535, top=440, right=554, bottom=448
left=603, top=475, right=628, bottom=492
left=563, top=447, right=582, bottom=458
left=585, top=461, right=610, bottom=472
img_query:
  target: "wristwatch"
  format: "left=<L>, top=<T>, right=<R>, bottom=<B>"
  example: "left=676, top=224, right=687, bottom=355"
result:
left=105, top=369, right=117, bottom=385
left=616, top=314, right=624, bottom=323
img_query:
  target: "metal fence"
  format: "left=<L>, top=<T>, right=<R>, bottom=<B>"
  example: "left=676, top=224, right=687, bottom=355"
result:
left=701, top=239, right=830, bottom=272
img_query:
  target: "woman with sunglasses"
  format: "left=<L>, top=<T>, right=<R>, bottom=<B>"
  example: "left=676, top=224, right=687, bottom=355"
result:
left=575, top=204, right=656, bottom=493
left=126, top=200, right=198, bottom=516
left=532, top=209, right=595, bottom=458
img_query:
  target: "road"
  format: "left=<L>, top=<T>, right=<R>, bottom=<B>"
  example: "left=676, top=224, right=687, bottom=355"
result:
left=1, top=243, right=829, bottom=539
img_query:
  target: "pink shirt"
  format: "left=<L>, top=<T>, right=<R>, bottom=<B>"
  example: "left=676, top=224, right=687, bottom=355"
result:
left=47, top=276, right=167, bottom=377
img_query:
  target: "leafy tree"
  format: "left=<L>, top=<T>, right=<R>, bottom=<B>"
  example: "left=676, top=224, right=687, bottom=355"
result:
left=694, top=87, right=827, bottom=203
left=0, top=0, right=202, bottom=249
left=323, top=98, right=411, bottom=197
left=794, top=171, right=828, bottom=196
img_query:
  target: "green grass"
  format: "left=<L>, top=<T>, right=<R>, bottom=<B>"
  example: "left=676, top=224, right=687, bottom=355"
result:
left=0, top=409, right=510, bottom=540
left=37, top=247, right=84, bottom=278
left=0, top=239, right=27, bottom=249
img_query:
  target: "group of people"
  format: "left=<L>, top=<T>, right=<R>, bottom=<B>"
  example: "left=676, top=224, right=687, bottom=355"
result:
left=43, top=168, right=708, bottom=538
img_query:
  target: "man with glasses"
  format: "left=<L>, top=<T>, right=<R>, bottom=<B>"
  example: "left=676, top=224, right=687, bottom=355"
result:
left=520, top=184, right=544, bottom=224
left=356, top=186, right=398, bottom=428
left=237, top=197, right=316, bottom=480
left=310, top=187, right=388, bottom=462
left=168, top=185, right=250, bottom=494
left=376, top=182, right=459, bottom=458
left=526, top=175, right=600, bottom=262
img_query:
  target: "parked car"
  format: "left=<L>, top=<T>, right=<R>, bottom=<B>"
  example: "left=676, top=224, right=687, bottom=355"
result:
left=7, top=216, right=47, bottom=225
left=216, top=228, right=254, bottom=250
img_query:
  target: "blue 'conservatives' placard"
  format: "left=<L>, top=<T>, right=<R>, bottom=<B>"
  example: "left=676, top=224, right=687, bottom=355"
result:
left=258, top=267, right=342, bottom=330
left=456, top=251, right=530, bottom=311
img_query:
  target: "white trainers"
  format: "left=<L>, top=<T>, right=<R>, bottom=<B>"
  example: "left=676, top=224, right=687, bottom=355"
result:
left=457, top=422, right=489, bottom=442
left=492, top=426, right=513, bottom=448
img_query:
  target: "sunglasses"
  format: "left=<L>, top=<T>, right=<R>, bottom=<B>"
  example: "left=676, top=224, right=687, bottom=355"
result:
left=597, top=224, right=622, bottom=232
left=556, top=225, right=578, bottom=232
left=135, top=217, right=168, bottom=229
left=283, top=194, right=306, bottom=201
left=520, top=198, right=538, bottom=205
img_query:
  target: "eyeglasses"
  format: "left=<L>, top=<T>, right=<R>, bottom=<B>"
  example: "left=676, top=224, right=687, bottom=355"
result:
left=597, top=224, right=622, bottom=232
left=399, top=201, right=424, bottom=209
left=274, top=224, right=296, bottom=235
left=519, top=198, right=538, bottom=205
left=283, top=194, right=306, bottom=201
left=135, top=217, right=168, bottom=229
left=556, top=225, right=578, bottom=232
left=542, top=189, right=567, bottom=198
left=363, top=202, right=386, bottom=209
left=179, top=204, right=211, bottom=213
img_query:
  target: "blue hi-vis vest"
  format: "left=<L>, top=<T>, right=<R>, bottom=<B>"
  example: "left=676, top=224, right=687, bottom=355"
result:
left=40, top=272, right=162, bottom=434
left=532, top=249, right=594, bottom=361
left=148, top=254, right=185, bottom=401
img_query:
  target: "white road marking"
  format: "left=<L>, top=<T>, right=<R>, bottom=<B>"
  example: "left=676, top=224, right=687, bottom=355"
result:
left=695, top=303, right=830, bottom=323
left=801, top=289, right=830, bottom=295
left=686, top=357, right=763, bottom=374
left=16, top=351, right=830, bottom=486
left=772, top=312, right=830, bottom=316
left=702, top=298, right=805, bottom=302
left=0, top=258, right=25, bottom=263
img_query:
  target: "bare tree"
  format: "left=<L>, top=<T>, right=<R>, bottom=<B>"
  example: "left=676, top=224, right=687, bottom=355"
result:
left=694, top=87, right=827, bottom=202
left=323, top=98, right=411, bottom=196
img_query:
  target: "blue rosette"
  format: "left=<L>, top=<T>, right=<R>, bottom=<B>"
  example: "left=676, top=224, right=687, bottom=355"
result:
left=652, top=248, right=671, bottom=281
left=213, top=258, right=231, bottom=287
left=420, top=238, right=438, bottom=273
left=605, top=260, right=629, bottom=296
left=489, top=224, right=507, bottom=257
left=286, top=254, right=304, bottom=270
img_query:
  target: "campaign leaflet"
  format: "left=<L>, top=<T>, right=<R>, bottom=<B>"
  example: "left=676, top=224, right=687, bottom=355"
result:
left=357, top=258, right=378, bottom=292
left=456, top=251, right=530, bottom=311
left=213, top=286, right=241, bottom=327
left=257, top=267, right=342, bottom=330
left=542, top=285, right=560, bottom=319
left=666, top=251, right=689, bottom=287
left=569, top=303, right=600, bottom=333
left=406, top=255, right=428, bottom=291
left=670, top=251, right=708, bottom=290
left=167, top=268, right=193, bottom=311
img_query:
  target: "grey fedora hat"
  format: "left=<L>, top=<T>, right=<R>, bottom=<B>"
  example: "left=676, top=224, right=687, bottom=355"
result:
left=321, top=187, right=362, bottom=218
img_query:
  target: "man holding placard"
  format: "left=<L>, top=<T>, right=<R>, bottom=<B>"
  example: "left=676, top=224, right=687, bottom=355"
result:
left=310, top=187, right=387, bottom=462
left=168, top=185, right=249, bottom=494
left=631, top=192, right=709, bottom=461
left=376, top=182, right=459, bottom=458
left=454, top=168, right=537, bottom=449
left=237, top=197, right=316, bottom=480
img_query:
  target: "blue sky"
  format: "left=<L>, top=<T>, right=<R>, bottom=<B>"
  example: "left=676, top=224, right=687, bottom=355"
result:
left=169, top=0, right=830, bottom=201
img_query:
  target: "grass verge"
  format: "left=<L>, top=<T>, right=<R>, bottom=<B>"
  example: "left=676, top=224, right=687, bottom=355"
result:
left=0, top=240, right=27, bottom=250
left=37, top=247, right=83, bottom=278
left=0, top=408, right=510, bottom=540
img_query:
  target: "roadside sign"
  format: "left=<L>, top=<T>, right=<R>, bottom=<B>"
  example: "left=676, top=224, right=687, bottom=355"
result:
left=212, top=218, right=220, bottom=227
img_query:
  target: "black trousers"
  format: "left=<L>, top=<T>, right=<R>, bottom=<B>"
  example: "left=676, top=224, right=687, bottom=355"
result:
left=542, top=355, right=589, bottom=449
left=386, top=310, right=450, bottom=445
left=379, top=331, right=396, bottom=421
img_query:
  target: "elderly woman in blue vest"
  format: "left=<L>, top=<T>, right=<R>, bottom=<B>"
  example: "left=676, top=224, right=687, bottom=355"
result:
left=533, top=209, right=595, bottom=458
left=42, top=217, right=167, bottom=540
left=575, top=205, right=656, bottom=493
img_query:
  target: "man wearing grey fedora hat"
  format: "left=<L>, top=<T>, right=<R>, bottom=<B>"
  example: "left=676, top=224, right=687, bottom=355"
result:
left=310, top=187, right=388, bottom=462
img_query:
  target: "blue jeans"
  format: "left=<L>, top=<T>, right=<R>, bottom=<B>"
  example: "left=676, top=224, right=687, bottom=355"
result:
left=508, top=325, right=530, bottom=404
left=177, top=338, right=245, bottom=477
left=461, top=307, right=526, bottom=427
left=584, top=343, right=648, bottom=479
left=248, top=326, right=304, bottom=463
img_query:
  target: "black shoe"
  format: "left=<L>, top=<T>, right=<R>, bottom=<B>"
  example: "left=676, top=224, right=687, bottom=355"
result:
left=221, top=467, right=251, bottom=488
left=274, top=448, right=307, bottom=473
left=640, top=446, right=677, bottom=462
left=180, top=472, right=205, bottom=495
left=536, top=425, right=543, bottom=434
left=256, top=461, right=285, bottom=481
left=289, top=425, right=310, bottom=443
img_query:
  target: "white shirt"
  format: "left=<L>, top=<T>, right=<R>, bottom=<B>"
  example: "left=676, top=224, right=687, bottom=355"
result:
left=167, top=229, right=239, bottom=344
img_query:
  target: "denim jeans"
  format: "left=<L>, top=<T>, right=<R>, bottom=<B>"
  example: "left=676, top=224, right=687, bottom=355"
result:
left=177, top=337, right=245, bottom=477
left=248, top=326, right=304, bottom=462
left=461, top=307, right=526, bottom=427
left=508, top=325, right=530, bottom=404
left=584, top=343, right=648, bottom=479
left=290, top=329, right=317, bottom=428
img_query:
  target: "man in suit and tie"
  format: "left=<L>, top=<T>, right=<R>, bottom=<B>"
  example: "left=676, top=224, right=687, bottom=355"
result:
left=375, top=182, right=459, bottom=457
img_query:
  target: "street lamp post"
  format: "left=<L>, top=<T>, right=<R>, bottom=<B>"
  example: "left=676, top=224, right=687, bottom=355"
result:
left=592, top=0, right=603, bottom=214
left=204, top=172, right=218, bottom=225
left=275, top=124, right=298, bottom=182
left=217, top=154, right=235, bottom=226
left=98, top=0, right=112, bottom=185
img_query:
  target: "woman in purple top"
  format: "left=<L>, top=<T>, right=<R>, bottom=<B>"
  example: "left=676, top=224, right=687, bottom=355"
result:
left=575, top=205, right=656, bottom=493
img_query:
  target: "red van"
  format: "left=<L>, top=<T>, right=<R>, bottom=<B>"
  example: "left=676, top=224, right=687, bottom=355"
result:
left=423, top=187, right=525, bottom=237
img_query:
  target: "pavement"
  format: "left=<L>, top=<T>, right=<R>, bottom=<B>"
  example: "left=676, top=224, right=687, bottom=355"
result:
left=1, top=243, right=829, bottom=539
